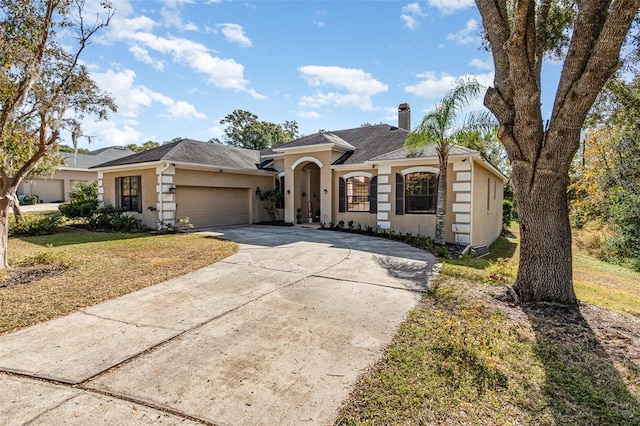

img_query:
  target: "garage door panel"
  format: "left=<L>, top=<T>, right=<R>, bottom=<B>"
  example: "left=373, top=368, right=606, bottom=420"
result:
left=33, top=180, right=64, bottom=203
left=176, top=187, right=249, bottom=228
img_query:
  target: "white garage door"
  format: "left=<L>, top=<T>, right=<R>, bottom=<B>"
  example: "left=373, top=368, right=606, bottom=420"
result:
left=176, top=186, right=250, bottom=228
left=33, top=179, right=64, bottom=203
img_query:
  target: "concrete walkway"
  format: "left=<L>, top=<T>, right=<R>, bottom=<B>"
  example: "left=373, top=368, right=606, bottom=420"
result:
left=0, top=225, right=438, bottom=425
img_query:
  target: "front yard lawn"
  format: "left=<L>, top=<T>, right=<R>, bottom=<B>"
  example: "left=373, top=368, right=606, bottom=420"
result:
left=336, top=226, right=640, bottom=425
left=0, top=228, right=237, bottom=334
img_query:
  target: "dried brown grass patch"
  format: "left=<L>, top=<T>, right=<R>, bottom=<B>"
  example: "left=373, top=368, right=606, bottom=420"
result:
left=0, top=230, right=237, bottom=334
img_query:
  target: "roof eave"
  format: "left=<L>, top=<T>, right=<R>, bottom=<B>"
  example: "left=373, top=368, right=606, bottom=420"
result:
left=365, top=151, right=479, bottom=166
left=169, top=160, right=276, bottom=175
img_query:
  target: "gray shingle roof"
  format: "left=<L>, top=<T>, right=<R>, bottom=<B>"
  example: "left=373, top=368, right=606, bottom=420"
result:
left=273, top=124, right=410, bottom=165
left=62, top=147, right=134, bottom=169
left=90, top=127, right=483, bottom=171
left=93, top=139, right=261, bottom=170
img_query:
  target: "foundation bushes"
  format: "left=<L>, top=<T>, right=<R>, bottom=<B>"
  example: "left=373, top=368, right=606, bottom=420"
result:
left=322, top=221, right=434, bottom=252
left=87, top=206, right=148, bottom=233
left=9, top=213, right=61, bottom=236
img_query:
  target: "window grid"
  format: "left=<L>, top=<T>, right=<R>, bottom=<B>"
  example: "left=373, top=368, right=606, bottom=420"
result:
left=405, top=172, right=437, bottom=214
left=346, top=176, right=370, bottom=212
left=120, top=176, right=141, bottom=212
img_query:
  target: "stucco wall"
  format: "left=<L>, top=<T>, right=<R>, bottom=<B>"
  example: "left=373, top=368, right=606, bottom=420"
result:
left=18, top=169, right=96, bottom=202
left=101, top=168, right=158, bottom=228
left=471, top=161, right=504, bottom=246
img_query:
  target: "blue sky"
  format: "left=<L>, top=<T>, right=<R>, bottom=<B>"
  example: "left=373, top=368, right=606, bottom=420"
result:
left=73, top=0, right=562, bottom=150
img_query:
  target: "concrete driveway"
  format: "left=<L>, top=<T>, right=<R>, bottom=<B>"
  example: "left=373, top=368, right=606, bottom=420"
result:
left=0, top=225, right=438, bottom=425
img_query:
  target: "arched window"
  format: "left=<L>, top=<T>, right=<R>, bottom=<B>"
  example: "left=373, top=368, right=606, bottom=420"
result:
left=346, top=176, right=371, bottom=212
left=405, top=172, right=437, bottom=214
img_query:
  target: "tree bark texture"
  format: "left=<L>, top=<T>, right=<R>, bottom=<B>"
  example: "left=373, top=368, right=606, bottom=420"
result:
left=0, top=198, right=11, bottom=269
left=434, top=160, right=447, bottom=245
left=475, top=0, right=640, bottom=304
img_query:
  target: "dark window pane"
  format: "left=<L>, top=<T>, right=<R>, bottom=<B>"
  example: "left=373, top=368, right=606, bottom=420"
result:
left=405, top=172, right=437, bottom=214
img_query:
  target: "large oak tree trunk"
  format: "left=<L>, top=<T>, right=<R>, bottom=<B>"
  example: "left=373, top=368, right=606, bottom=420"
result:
left=475, top=0, right=639, bottom=304
left=512, top=160, right=577, bottom=304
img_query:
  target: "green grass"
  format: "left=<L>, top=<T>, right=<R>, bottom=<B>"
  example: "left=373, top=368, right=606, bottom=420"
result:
left=335, top=224, right=640, bottom=425
left=573, top=252, right=640, bottom=317
left=1, top=227, right=237, bottom=334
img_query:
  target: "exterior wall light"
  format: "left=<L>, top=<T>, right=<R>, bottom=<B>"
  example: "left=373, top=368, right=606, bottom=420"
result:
left=168, top=185, right=176, bottom=194
left=323, top=189, right=328, bottom=194
left=287, top=189, right=291, bottom=194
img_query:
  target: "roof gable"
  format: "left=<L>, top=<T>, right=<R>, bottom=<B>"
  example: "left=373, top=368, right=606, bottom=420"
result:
left=92, top=139, right=261, bottom=170
left=62, top=146, right=134, bottom=169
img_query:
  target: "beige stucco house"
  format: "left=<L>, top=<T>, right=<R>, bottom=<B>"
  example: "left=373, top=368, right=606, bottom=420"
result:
left=18, top=147, right=133, bottom=203
left=94, top=108, right=506, bottom=247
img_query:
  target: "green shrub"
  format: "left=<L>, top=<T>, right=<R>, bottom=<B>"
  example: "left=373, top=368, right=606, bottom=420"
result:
left=22, top=195, right=38, bottom=205
left=9, top=213, right=60, bottom=236
left=503, top=199, right=514, bottom=230
left=21, top=245, right=71, bottom=268
left=58, top=181, right=99, bottom=221
left=435, top=245, right=448, bottom=258
left=88, top=205, right=148, bottom=233
left=606, top=187, right=640, bottom=270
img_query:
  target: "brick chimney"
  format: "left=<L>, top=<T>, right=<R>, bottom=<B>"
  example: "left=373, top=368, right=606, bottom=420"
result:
left=398, top=103, right=410, bottom=131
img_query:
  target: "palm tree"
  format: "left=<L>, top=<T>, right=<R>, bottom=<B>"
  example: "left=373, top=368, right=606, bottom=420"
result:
left=405, top=77, right=496, bottom=245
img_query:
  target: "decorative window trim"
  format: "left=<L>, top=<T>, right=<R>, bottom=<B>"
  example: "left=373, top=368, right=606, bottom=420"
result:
left=405, top=172, right=437, bottom=215
left=291, top=156, right=323, bottom=170
left=342, top=171, right=373, bottom=179
left=346, top=175, right=371, bottom=212
left=401, top=166, right=439, bottom=176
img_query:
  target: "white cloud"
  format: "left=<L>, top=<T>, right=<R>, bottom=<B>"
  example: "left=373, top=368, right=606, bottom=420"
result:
left=91, top=68, right=206, bottom=122
left=85, top=121, right=146, bottom=147
left=401, top=2, right=427, bottom=31
left=217, top=23, right=252, bottom=47
left=404, top=71, right=458, bottom=99
left=446, top=19, right=480, bottom=45
left=161, top=101, right=207, bottom=121
left=129, top=45, right=164, bottom=71
left=404, top=71, right=494, bottom=99
left=427, top=0, right=474, bottom=14
left=91, top=69, right=157, bottom=117
left=297, top=110, right=321, bottom=119
left=470, top=58, right=493, bottom=71
left=105, top=20, right=263, bottom=98
left=298, top=65, right=388, bottom=110
left=182, top=22, right=199, bottom=31
left=160, top=7, right=182, bottom=27
left=405, top=71, right=495, bottom=115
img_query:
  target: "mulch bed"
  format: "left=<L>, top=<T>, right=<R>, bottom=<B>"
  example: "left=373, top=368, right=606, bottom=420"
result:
left=0, top=265, right=69, bottom=288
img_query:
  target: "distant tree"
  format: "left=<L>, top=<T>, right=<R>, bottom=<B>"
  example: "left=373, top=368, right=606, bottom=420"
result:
left=456, top=128, right=508, bottom=175
left=58, top=144, right=89, bottom=154
left=126, top=141, right=160, bottom=152
left=475, top=0, right=639, bottom=304
left=0, top=0, right=116, bottom=268
left=571, top=71, right=640, bottom=269
left=405, top=77, right=496, bottom=245
left=213, top=109, right=299, bottom=150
